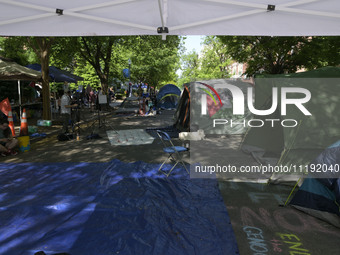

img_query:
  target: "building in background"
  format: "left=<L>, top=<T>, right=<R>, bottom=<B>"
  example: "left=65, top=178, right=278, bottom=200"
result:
left=229, top=62, right=248, bottom=78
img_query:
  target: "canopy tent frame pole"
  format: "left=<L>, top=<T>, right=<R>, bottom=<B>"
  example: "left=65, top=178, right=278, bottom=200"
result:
left=158, top=0, right=168, bottom=40
left=276, top=6, right=340, bottom=19
left=0, top=13, right=54, bottom=27
left=0, top=12, right=154, bottom=33
left=0, top=0, right=55, bottom=26
left=17, top=80, right=22, bottom=119
left=0, top=0, right=137, bottom=13
left=51, top=80, right=54, bottom=120
left=64, top=12, right=155, bottom=31
left=202, top=0, right=319, bottom=9
left=283, top=177, right=302, bottom=207
left=0, top=0, right=155, bottom=32
left=0, top=0, right=53, bottom=11
left=171, top=0, right=340, bottom=32
left=203, top=0, right=340, bottom=18
left=65, top=0, right=138, bottom=12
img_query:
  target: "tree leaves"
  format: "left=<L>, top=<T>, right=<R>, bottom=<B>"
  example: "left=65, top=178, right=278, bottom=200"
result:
left=217, top=36, right=340, bottom=75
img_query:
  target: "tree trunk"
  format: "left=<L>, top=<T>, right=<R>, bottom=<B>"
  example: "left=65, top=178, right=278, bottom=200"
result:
left=99, top=78, right=110, bottom=109
left=41, top=49, right=51, bottom=120
left=101, top=80, right=108, bottom=96
left=32, top=37, right=53, bottom=120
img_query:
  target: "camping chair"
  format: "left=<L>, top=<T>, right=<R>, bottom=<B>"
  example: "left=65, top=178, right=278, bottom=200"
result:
left=156, top=130, right=189, bottom=177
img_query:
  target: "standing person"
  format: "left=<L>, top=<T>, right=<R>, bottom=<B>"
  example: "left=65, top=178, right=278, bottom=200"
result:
left=0, top=118, right=18, bottom=156
left=60, top=89, right=72, bottom=133
left=96, top=87, right=103, bottom=111
left=89, top=88, right=96, bottom=111
left=86, top=85, right=92, bottom=103
left=109, top=87, right=114, bottom=102
left=139, top=96, right=146, bottom=116
left=126, top=84, right=129, bottom=98
left=137, top=84, right=143, bottom=98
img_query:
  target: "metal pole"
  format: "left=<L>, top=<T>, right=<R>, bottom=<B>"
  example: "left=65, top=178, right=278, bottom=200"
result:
left=128, top=59, right=132, bottom=97
left=17, top=80, right=22, bottom=119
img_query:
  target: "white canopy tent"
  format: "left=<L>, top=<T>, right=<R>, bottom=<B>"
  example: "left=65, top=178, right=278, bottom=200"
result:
left=0, top=0, right=339, bottom=37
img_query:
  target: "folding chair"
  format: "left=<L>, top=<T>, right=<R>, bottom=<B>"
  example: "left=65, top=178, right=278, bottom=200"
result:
left=156, top=130, right=189, bottom=177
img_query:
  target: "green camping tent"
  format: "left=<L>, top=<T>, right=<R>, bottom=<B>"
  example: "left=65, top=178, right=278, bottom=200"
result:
left=242, top=67, right=340, bottom=183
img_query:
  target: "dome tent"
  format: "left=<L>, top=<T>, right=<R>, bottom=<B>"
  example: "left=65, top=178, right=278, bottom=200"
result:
left=156, top=84, right=181, bottom=110
left=289, top=140, right=340, bottom=228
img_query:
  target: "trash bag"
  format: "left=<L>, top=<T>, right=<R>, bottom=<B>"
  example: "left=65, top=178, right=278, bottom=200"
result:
left=57, top=133, right=74, bottom=141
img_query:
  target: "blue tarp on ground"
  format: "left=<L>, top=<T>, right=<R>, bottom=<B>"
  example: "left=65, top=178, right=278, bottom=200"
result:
left=0, top=160, right=239, bottom=255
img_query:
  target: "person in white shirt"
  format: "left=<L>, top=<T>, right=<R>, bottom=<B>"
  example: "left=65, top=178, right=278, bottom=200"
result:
left=60, top=90, right=72, bottom=133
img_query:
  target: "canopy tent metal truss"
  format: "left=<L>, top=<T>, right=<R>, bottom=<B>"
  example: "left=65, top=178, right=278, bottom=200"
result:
left=0, top=0, right=339, bottom=37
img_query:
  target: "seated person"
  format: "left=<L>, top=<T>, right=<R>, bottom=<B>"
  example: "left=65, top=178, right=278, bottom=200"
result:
left=0, top=118, right=18, bottom=156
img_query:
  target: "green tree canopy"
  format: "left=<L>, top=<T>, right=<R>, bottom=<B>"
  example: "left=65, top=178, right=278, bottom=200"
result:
left=217, top=36, right=340, bottom=75
left=198, top=36, right=231, bottom=79
left=0, top=37, right=37, bottom=65
left=178, top=50, right=200, bottom=86
left=128, top=35, right=182, bottom=89
left=178, top=36, right=231, bottom=86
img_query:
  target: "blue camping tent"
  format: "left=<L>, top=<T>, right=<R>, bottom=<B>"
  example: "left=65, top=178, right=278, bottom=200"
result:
left=156, top=84, right=181, bottom=109
left=290, top=140, right=340, bottom=228
left=26, top=64, right=83, bottom=83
